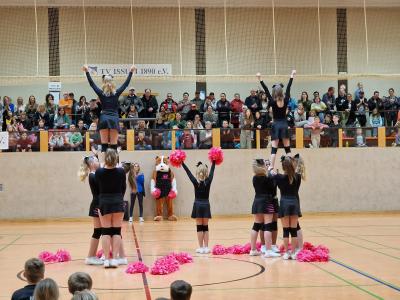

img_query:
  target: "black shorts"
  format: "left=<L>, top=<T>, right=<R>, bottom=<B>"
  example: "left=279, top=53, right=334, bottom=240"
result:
left=271, top=119, right=289, bottom=140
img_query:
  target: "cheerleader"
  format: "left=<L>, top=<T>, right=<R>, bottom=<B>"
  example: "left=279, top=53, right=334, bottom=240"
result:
left=127, top=163, right=145, bottom=223
left=265, top=159, right=280, bottom=253
left=293, top=154, right=306, bottom=250
left=78, top=155, right=103, bottom=265
left=82, top=64, right=136, bottom=156
left=181, top=161, right=216, bottom=254
left=270, top=156, right=301, bottom=260
left=250, top=159, right=281, bottom=258
left=257, top=70, right=296, bottom=170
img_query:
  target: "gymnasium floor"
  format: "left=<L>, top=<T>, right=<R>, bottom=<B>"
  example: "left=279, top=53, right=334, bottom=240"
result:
left=1, top=214, right=399, bottom=300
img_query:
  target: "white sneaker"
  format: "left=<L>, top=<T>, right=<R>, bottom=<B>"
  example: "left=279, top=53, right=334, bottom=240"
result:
left=282, top=251, right=291, bottom=260
left=117, top=257, right=128, bottom=265
left=85, top=257, right=104, bottom=265
left=291, top=252, right=297, bottom=260
left=196, top=248, right=203, bottom=254
left=249, top=250, right=261, bottom=256
left=264, top=250, right=281, bottom=258
left=202, top=247, right=210, bottom=254
left=104, top=259, right=111, bottom=268
left=271, top=245, right=280, bottom=253
left=139, top=217, right=144, bottom=222
left=129, top=217, right=133, bottom=223
left=110, top=259, right=119, bottom=268
left=100, top=255, right=105, bottom=261
left=260, top=245, right=266, bottom=254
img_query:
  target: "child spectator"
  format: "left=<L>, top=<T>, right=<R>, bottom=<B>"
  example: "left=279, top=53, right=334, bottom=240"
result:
left=66, top=124, right=84, bottom=151
left=310, top=95, right=327, bottom=122
left=199, top=121, right=213, bottom=149
left=180, top=128, right=195, bottom=149
left=127, top=103, right=138, bottom=129
left=240, top=107, right=254, bottom=149
left=370, top=108, right=383, bottom=137
left=12, top=258, right=45, bottom=300
left=135, top=131, right=152, bottom=150
left=294, top=103, right=308, bottom=127
left=355, top=127, right=367, bottom=147
left=71, top=290, right=98, bottom=300
left=49, top=132, right=65, bottom=151
left=6, top=124, right=19, bottom=152
left=128, top=163, right=145, bottom=223
left=170, top=280, right=192, bottom=300
left=68, top=272, right=93, bottom=295
left=33, top=278, right=59, bottom=300
left=16, top=131, right=33, bottom=152
left=220, top=120, right=235, bottom=149
left=305, top=116, right=329, bottom=148
left=54, top=107, right=71, bottom=129
left=34, top=104, right=51, bottom=128
left=34, top=119, right=47, bottom=131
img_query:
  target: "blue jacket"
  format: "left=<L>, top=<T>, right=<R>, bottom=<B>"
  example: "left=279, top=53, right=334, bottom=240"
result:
left=136, top=173, right=145, bottom=194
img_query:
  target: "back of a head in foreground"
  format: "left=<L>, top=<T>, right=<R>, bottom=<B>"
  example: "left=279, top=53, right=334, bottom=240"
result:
left=33, top=278, right=59, bottom=300
left=71, top=289, right=98, bottom=300
left=68, top=272, right=93, bottom=294
left=24, top=258, right=45, bottom=284
left=170, top=280, right=192, bottom=300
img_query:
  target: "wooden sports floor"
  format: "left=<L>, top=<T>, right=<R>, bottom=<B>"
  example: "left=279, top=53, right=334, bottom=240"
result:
left=1, top=214, right=399, bottom=300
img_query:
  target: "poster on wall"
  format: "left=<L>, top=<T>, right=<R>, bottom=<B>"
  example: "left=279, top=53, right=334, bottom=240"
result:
left=0, top=132, right=9, bottom=150
left=88, top=64, right=172, bottom=77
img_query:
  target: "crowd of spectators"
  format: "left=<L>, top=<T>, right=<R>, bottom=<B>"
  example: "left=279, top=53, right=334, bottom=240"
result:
left=2, top=82, right=400, bottom=151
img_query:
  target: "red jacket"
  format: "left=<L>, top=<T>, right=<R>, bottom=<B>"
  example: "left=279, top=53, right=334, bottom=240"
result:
left=230, top=99, right=244, bottom=124
left=160, top=99, right=178, bottom=113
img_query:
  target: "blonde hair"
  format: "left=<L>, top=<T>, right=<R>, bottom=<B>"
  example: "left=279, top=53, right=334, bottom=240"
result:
left=294, top=156, right=306, bottom=180
left=272, top=84, right=284, bottom=102
left=196, top=163, right=209, bottom=182
left=252, top=159, right=267, bottom=176
left=78, top=156, right=95, bottom=181
left=282, top=156, right=296, bottom=184
left=38, top=103, right=46, bottom=113
left=128, top=163, right=138, bottom=192
left=102, top=75, right=116, bottom=96
left=71, top=290, right=98, bottom=300
left=33, top=278, right=59, bottom=300
left=104, top=148, right=118, bottom=167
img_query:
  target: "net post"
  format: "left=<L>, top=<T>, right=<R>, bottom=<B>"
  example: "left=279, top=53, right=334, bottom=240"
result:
left=317, top=0, right=323, bottom=75
left=40, top=131, right=48, bottom=152
left=363, top=0, right=369, bottom=67
left=34, top=0, right=39, bottom=76
left=223, top=0, right=229, bottom=74
left=130, top=0, right=135, bottom=65
left=378, top=127, right=386, bottom=148
left=82, top=0, right=88, bottom=65
left=256, top=130, right=261, bottom=149
left=127, top=129, right=135, bottom=151
left=272, top=0, right=277, bottom=75
left=295, top=127, right=304, bottom=149
left=338, top=128, right=343, bottom=148
left=178, top=0, right=183, bottom=75
left=212, top=128, right=221, bottom=148
left=85, top=131, right=90, bottom=152
left=171, top=130, right=176, bottom=150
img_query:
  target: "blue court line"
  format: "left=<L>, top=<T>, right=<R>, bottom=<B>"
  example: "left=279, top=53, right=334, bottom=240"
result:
left=331, top=258, right=400, bottom=293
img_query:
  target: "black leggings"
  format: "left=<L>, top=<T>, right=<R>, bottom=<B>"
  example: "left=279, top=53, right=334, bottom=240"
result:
left=130, top=192, right=144, bottom=218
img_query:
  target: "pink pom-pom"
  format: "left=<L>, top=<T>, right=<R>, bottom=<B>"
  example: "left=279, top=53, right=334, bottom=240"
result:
left=212, top=244, right=227, bottom=255
left=96, top=249, right=112, bottom=258
left=54, top=249, right=71, bottom=262
left=227, top=244, right=246, bottom=255
left=168, top=190, right=177, bottom=199
left=302, top=242, right=315, bottom=251
left=255, top=242, right=262, bottom=251
left=279, top=243, right=292, bottom=254
left=208, top=147, right=224, bottom=165
left=150, top=256, right=180, bottom=275
left=171, top=252, right=193, bottom=264
left=242, top=243, right=252, bottom=254
left=38, top=251, right=55, bottom=263
left=151, top=188, right=161, bottom=199
left=169, top=150, right=187, bottom=168
left=297, top=242, right=330, bottom=262
left=125, top=261, right=149, bottom=274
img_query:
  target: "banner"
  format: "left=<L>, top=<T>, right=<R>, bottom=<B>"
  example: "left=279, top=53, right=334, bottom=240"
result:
left=0, top=131, right=9, bottom=150
left=88, top=64, right=172, bottom=77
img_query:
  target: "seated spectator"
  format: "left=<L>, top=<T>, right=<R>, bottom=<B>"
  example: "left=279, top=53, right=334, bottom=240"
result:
left=230, top=93, right=244, bottom=128
left=310, top=95, right=327, bottom=122
left=16, top=131, right=33, bottom=152
left=305, top=116, right=329, bottom=148
left=49, top=132, right=65, bottom=151
left=135, top=120, right=150, bottom=136
left=322, top=87, right=336, bottom=111
left=164, top=125, right=182, bottom=149
left=33, top=278, right=59, bottom=300
left=68, top=272, right=92, bottom=295
left=34, top=119, right=48, bottom=131
left=45, top=94, right=57, bottom=125
left=3, top=110, right=14, bottom=131
left=370, top=108, right=383, bottom=137
left=25, top=95, right=38, bottom=120
left=220, top=120, right=235, bottom=149
left=178, top=92, right=192, bottom=116
left=127, top=103, right=139, bottom=129
left=216, top=93, right=231, bottom=126
left=203, top=106, right=218, bottom=127
left=121, top=87, right=143, bottom=117
left=66, top=124, right=83, bottom=151
left=355, top=127, right=367, bottom=147
left=254, top=111, right=266, bottom=130
left=77, top=119, right=87, bottom=131
left=298, top=91, right=312, bottom=114
left=335, top=89, right=347, bottom=113
left=34, top=104, right=51, bottom=128
left=15, top=96, right=25, bottom=116
left=324, top=113, right=332, bottom=126
left=294, top=103, right=308, bottom=127
left=12, top=258, right=45, bottom=300
left=185, top=103, right=200, bottom=122
left=199, top=121, right=213, bottom=149
left=54, top=107, right=71, bottom=129
left=135, top=131, right=152, bottom=150
left=71, top=290, right=98, bottom=300
left=170, top=280, right=192, bottom=300
left=6, top=124, right=19, bottom=152
left=169, top=112, right=186, bottom=129
left=155, top=115, right=168, bottom=130
left=245, top=88, right=261, bottom=114
left=355, top=91, right=369, bottom=127
left=200, top=96, right=214, bottom=112
left=191, top=91, right=204, bottom=112
left=180, top=122, right=196, bottom=149
left=383, top=88, right=400, bottom=127
left=160, top=93, right=178, bottom=122
left=88, top=115, right=98, bottom=131
left=18, top=111, right=32, bottom=131
left=193, top=114, right=204, bottom=130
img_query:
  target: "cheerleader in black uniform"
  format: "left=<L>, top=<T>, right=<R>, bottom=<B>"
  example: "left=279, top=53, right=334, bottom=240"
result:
left=83, top=65, right=136, bottom=155
left=78, top=155, right=104, bottom=265
left=257, top=70, right=296, bottom=170
left=249, top=159, right=281, bottom=258
left=265, top=159, right=280, bottom=254
left=181, top=161, right=216, bottom=254
left=293, top=154, right=306, bottom=251
left=270, top=156, right=301, bottom=260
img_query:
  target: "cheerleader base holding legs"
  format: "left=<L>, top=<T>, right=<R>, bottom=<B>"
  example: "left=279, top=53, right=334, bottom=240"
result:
left=281, top=215, right=299, bottom=260
left=196, top=218, right=210, bottom=254
left=85, top=217, right=104, bottom=265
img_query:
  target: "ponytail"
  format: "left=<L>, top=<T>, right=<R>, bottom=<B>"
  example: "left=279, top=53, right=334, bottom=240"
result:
left=128, top=168, right=137, bottom=193
left=78, top=157, right=90, bottom=182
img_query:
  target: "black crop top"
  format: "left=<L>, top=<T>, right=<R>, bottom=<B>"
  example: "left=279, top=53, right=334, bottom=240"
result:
left=260, top=78, right=293, bottom=120
left=252, top=175, right=277, bottom=196
left=88, top=173, right=99, bottom=201
left=271, top=173, right=301, bottom=197
left=182, top=162, right=215, bottom=200
left=95, top=167, right=126, bottom=195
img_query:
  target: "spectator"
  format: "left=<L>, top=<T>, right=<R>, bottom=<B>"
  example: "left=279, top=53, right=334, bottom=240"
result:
left=293, top=103, right=308, bottom=127
left=155, top=115, right=168, bottom=130
left=66, top=124, right=84, bottom=151
left=355, top=91, right=368, bottom=127
left=310, top=95, right=327, bottom=122
left=259, top=91, right=269, bottom=112
left=178, top=92, right=192, bottom=116
left=193, top=114, right=204, bottom=130
left=322, top=87, right=336, bottom=111
left=135, top=131, right=152, bottom=150
left=6, top=124, right=19, bottom=151
left=88, top=99, right=101, bottom=125
left=298, top=91, right=312, bottom=113
left=3, top=110, right=13, bottom=131
left=335, top=88, right=347, bottom=114
left=205, top=92, right=217, bottom=111
left=68, top=272, right=92, bottom=295
left=254, top=110, right=268, bottom=148
left=245, top=88, right=261, bottom=114
left=199, top=121, right=213, bottom=149
left=3, top=96, right=15, bottom=113
left=324, top=113, right=332, bottom=126
left=19, top=111, right=32, bottom=131
left=191, top=91, right=204, bottom=112
left=34, top=118, right=47, bottom=131
left=305, top=116, right=329, bottom=148
left=354, top=82, right=364, bottom=101
left=45, top=94, right=57, bottom=127
left=76, top=96, right=91, bottom=125
left=169, top=112, right=186, bottom=129
left=216, top=92, right=231, bottom=126
left=69, top=92, right=79, bottom=124
left=88, top=115, right=98, bottom=131
left=135, top=120, right=150, bottom=136
left=230, top=93, right=244, bottom=128
left=329, top=114, right=341, bottom=147
left=58, top=92, right=73, bottom=118
left=200, top=96, right=213, bottom=112
left=202, top=106, right=218, bottom=127
left=71, top=290, right=98, bottom=300
left=240, top=107, right=254, bottom=149
left=370, top=108, right=383, bottom=137
left=170, top=280, right=192, bottom=300
left=160, top=93, right=178, bottom=123
left=355, top=127, right=367, bottom=147
left=343, top=93, right=357, bottom=126
left=383, top=88, right=400, bottom=127
left=184, top=120, right=197, bottom=148
left=11, top=258, right=45, bottom=300
left=368, top=91, right=384, bottom=115
left=220, top=120, right=235, bottom=149
left=15, top=97, right=25, bottom=116
left=16, top=133, right=33, bottom=153
left=126, top=103, right=139, bottom=129
left=33, top=278, right=59, bottom=300
left=54, top=107, right=71, bottom=129
left=121, top=87, right=143, bottom=117
left=185, top=103, right=200, bottom=122
left=77, top=119, right=87, bottom=131
left=49, top=131, right=65, bottom=151
left=34, top=104, right=51, bottom=128
left=140, top=89, right=158, bottom=125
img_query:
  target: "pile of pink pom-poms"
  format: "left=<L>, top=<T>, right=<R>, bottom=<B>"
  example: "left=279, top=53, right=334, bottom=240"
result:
left=169, top=150, right=187, bottom=168
left=38, top=249, right=71, bottom=263
left=208, top=147, right=224, bottom=165
left=296, top=242, right=329, bottom=262
left=212, top=242, right=261, bottom=255
left=125, top=252, right=193, bottom=276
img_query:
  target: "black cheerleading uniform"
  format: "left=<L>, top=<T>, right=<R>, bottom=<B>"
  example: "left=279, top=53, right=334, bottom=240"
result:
left=95, top=167, right=126, bottom=215
left=251, top=175, right=277, bottom=214
left=271, top=173, right=301, bottom=217
left=260, top=78, right=293, bottom=140
left=88, top=172, right=100, bottom=217
left=86, top=72, right=133, bottom=130
left=182, top=162, right=215, bottom=219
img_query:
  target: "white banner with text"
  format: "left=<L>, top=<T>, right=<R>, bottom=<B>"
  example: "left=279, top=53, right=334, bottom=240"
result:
left=88, top=64, right=172, bottom=77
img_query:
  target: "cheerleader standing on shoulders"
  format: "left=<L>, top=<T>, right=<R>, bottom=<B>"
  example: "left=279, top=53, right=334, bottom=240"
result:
left=293, top=154, right=306, bottom=250
left=270, top=156, right=301, bottom=260
left=257, top=70, right=296, bottom=170
left=181, top=161, right=216, bottom=254
left=128, top=163, right=145, bottom=223
left=78, top=155, right=104, bottom=265
left=249, top=159, right=281, bottom=258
